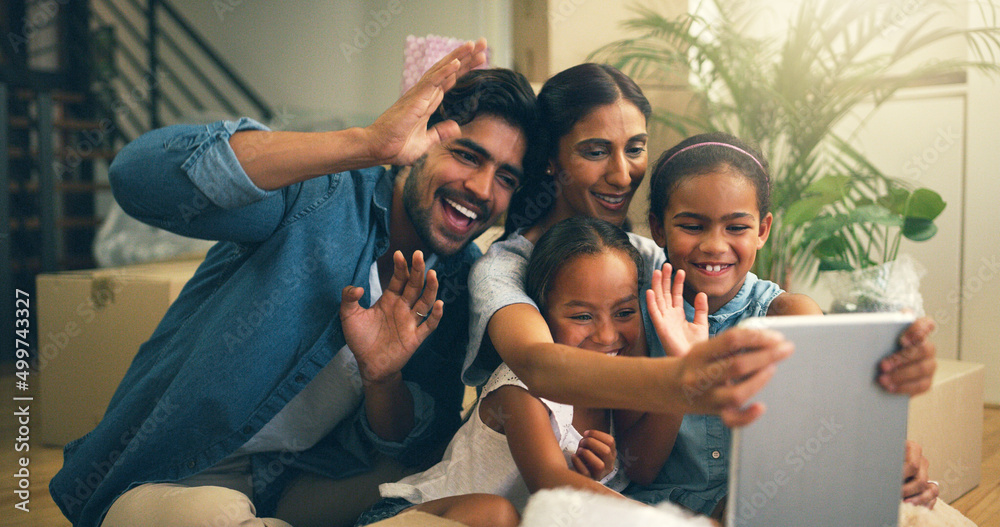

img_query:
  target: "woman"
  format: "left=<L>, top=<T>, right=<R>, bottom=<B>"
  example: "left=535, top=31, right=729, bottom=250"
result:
left=462, top=62, right=936, bottom=445
left=465, top=63, right=780, bottom=422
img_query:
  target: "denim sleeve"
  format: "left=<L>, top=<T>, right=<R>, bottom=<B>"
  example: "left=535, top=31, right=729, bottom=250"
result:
left=109, top=117, right=290, bottom=243
left=356, top=380, right=438, bottom=458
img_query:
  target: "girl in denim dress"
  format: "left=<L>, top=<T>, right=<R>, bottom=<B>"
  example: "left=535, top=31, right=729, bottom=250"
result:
left=627, top=132, right=941, bottom=518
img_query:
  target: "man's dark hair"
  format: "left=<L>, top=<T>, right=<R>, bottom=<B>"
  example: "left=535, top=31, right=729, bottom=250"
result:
left=427, top=68, right=543, bottom=184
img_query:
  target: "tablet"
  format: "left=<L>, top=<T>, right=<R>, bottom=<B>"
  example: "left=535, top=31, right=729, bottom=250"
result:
left=726, top=312, right=915, bottom=527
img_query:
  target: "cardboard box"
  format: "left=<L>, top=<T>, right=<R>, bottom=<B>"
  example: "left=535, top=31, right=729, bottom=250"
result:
left=907, top=359, right=984, bottom=503
left=36, top=259, right=202, bottom=446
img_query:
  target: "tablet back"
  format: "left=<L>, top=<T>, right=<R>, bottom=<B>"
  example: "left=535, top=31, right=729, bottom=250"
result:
left=726, top=312, right=914, bottom=527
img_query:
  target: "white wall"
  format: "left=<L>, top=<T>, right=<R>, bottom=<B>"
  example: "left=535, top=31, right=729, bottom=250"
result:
left=168, top=1, right=369, bottom=125
left=752, top=0, right=1000, bottom=403
left=361, top=0, right=512, bottom=120
left=169, top=1, right=510, bottom=128
left=963, top=5, right=1000, bottom=404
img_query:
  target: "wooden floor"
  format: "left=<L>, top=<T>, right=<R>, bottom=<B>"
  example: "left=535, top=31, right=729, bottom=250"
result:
left=1, top=366, right=997, bottom=526
left=951, top=405, right=1000, bottom=525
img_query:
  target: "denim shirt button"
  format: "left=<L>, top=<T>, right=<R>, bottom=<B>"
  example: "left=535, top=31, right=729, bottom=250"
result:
left=241, top=425, right=253, bottom=435
left=187, top=460, right=196, bottom=469
left=294, top=374, right=306, bottom=384
left=711, top=450, right=721, bottom=459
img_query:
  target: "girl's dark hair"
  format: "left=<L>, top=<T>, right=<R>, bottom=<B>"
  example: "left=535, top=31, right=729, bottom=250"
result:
left=525, top=216, right=644, bottom=312
left=648, top=132, right=771, bottom=225
left=504, top=63, right=652, bottom=236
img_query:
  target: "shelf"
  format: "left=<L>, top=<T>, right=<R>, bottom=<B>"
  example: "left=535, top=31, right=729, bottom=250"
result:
left=10, top=255, right=96, bottom=274
left=9, top=115, right=108, bottom=131
left=13, top=88, right=87, bottom=104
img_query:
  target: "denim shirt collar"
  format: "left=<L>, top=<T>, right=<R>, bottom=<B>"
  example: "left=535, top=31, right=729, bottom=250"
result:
left=684, top=272, right=763, bottom=335
left=371, top=168, right=394, bottom=260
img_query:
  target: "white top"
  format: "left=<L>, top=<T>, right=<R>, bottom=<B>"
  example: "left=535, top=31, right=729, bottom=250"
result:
left=379, top=363, right=628, bottom=512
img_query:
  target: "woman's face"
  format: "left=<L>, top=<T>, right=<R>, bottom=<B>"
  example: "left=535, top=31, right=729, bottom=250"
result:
left=548, top=100, right=648, bottom=227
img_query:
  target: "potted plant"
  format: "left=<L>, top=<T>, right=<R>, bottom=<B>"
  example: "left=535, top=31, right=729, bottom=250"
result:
left=788, top=165, right=946, bottom=313
left=590, top=0, right=1000, bottom=289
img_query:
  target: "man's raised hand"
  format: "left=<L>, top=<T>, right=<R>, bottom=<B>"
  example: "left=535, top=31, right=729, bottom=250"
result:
left=340, top=250, right=444, bottom=385
left=365, top=39, right=489, bottom=167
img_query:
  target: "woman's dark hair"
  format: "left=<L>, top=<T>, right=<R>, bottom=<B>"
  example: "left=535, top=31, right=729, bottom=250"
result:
left=648, top=132, right=771, bottom=225
left=525, top=216, right=644, bottom=312
left=504, top=63, right=652, bottom=236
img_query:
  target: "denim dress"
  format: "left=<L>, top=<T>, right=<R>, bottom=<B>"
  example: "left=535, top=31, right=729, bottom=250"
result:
left=624, top=272, right=783, bottom=515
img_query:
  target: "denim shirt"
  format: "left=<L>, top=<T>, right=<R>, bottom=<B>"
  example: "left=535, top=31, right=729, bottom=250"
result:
left=625, top=272, right=783, bottom=515
left=49, top=118, right=478, bottom=527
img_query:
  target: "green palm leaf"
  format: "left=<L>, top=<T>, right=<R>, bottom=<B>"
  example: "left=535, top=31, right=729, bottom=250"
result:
left=589, top=0, right=997, bottom=284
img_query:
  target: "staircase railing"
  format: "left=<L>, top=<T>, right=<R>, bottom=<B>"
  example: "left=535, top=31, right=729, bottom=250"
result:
left=1, top=81, right=10, bottom=349
left=91, top=0, right=274, bottom=141
left=1, top=70, right=67, bottom=357
left=2, top=0, right=275, bottom=348
left=0, top=69, right=68, bottom=274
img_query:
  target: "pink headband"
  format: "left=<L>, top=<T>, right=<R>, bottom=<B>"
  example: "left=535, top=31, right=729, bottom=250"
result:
left=664, top=141, right=765, bottom=173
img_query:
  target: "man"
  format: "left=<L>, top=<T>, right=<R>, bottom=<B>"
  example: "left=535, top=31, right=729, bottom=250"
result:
left=51, top=41, right=538, bottom=527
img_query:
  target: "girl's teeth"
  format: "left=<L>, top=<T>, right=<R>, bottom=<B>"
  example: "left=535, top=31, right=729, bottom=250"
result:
left=596, top=194, right=624, bottom=204
left=444, top=198, right=478, bottom=220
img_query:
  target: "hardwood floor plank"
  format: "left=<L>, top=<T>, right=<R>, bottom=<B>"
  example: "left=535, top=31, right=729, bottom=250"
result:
left=952, top=405, right=1000, bottom=525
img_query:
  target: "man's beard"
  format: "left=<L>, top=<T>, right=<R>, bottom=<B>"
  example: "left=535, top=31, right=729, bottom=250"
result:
left=402, top=156, right=491, bottom=257
left=403, top=155, right=460, bottom=257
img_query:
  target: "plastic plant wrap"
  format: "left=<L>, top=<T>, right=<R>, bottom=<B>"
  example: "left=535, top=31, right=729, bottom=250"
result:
left=825, top=253, right=926, bottom=315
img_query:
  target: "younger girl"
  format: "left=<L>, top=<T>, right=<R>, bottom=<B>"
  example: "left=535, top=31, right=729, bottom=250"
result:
left=630, top=132, right=940, bottom=517
left=355, top=217, right=692, bottom=527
